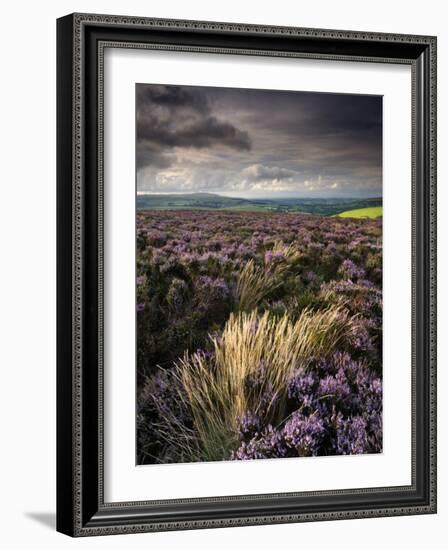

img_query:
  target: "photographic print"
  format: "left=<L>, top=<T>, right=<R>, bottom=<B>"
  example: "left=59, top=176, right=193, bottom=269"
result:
left=135, top=83, right=383, bottom=465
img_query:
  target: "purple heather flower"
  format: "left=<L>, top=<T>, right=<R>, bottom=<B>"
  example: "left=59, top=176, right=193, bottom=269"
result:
left=338, top=259, right=366, bottom=282
left=273, top=250, right=285, bottom=260
left=232, top=425, right=287, bottom=460
left=335, top=415, right=369, bottom=455
left=264, top=250, right=274, bottom=265
left=237, top=412, right=264, bottom=440
left=318, top=370, right=351, bottom=401
left=283, top=412, right=326, bottom=456
left=287, top=368, right=317, bottom=402
left=197, top=275, right=230, bottom=297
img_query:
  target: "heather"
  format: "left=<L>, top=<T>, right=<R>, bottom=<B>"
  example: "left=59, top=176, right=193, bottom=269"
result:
left=136, top=210, right=382, bottom=464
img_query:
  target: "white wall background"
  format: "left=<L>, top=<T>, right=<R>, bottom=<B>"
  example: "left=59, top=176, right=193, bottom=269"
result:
left=0, top=1, right=445, bottom=548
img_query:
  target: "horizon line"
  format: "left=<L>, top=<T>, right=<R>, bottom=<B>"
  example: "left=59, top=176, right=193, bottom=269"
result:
left=136, top=191, right=382, bottom=199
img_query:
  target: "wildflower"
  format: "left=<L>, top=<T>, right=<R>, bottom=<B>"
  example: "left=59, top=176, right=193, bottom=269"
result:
left=283, top=412, right=326, bottom=456
left=338, top=259, right=366, bottom=281
left=335, top=415, right=369, bottom=455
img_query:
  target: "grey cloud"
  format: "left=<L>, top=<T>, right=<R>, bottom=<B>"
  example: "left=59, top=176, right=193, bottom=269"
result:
left=137, top=84, right=210, bottom=114
left=138, top=114, right=251, bottom=150
left=242, top=164, right=297, bottom=181
left=136, top=142, right=172, bottom=170
left=136, top=84, right=251, bottom=172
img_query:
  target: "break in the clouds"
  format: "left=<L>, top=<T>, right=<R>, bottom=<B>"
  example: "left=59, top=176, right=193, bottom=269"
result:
left=136, top=84, right=382, bottom=198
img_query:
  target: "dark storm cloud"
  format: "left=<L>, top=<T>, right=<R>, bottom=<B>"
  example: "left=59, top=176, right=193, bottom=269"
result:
left=137, top=84, right=210, bottom=114
left=138, top=114, right=251, bottom=150
left=136, top=143, right=172, bottom=169
left=136, top=84, right=382, bottom=198
left=136, top=85, right=251, bottom=172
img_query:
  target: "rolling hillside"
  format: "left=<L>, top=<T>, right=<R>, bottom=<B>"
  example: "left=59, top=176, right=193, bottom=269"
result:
left=137, top=193, right=382, bottom=217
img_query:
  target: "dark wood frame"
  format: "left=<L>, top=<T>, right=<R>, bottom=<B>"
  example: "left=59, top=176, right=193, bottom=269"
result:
left=57, top=13, right=437, bottom=537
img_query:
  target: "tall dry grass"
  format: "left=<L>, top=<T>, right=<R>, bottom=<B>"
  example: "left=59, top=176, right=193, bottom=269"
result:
left=171, top=305, right=355, bottom=462
left=235, top=260, right=277, bottom=313
left=236, top=242, right=301, bottom=312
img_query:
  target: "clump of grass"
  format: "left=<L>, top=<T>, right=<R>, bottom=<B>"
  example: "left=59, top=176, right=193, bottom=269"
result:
left=236, top=241, right=300, bottom=312
left=235, top=260, right=277, bottom=313
left=170, top=305, right=355, bottom=462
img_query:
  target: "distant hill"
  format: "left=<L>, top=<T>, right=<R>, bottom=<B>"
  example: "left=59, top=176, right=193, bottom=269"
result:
left=137, top=193, right=255, bottom=210
left=136, top=193, right=382, bottom=217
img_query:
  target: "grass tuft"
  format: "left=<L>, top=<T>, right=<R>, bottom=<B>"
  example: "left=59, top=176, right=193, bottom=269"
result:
left=170, top=305, right=355, bottom=462
left=235, top=241, right=300, bottom=312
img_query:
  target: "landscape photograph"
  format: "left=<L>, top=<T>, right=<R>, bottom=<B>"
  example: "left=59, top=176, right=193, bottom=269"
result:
left=135, top=83, right=383, bottom=465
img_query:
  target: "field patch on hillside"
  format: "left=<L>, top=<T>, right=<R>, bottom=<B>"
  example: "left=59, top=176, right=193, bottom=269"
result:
left=337, top=206, right=383, bottom=219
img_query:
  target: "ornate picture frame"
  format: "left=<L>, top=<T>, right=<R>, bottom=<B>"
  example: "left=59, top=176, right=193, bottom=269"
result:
left=57, top=13, right=436, bottom=536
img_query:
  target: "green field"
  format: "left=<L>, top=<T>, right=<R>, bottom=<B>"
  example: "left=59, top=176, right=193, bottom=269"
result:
left=337, top=206, right=383, bottom=219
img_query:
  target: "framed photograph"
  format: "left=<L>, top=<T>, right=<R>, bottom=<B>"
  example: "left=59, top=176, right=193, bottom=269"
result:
left=57, top=13, right=437, bottom=536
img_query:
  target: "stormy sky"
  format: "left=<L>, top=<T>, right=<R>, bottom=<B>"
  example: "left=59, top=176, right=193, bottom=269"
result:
left=136, top=84, right=382, bottom=198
